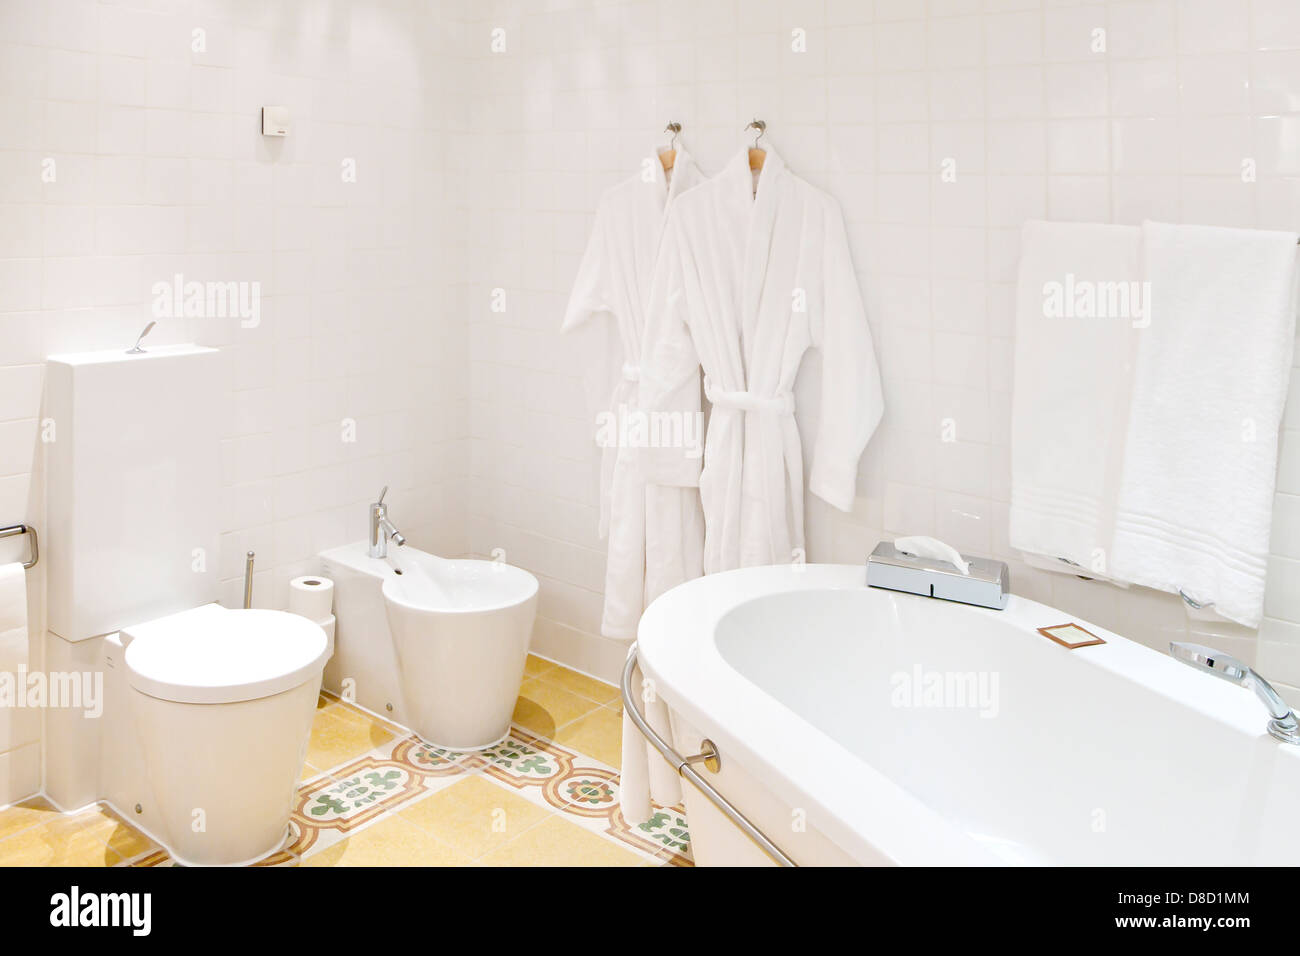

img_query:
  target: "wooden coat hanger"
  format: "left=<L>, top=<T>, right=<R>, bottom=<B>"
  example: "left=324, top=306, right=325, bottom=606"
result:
left=745, top=119, right=767, bottom=171
left=659, top=122, right=681, bottom=172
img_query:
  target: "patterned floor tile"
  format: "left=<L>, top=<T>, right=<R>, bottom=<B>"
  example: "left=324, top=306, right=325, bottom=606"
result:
left=10, top=658, right=694, bottom=868
left=613, top=804, right=693, bottom=866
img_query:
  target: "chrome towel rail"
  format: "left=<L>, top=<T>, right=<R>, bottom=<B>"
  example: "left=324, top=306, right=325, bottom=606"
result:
left=0, top=524, right=37, bottom=570
left=621, top=646, right=796, bottom=867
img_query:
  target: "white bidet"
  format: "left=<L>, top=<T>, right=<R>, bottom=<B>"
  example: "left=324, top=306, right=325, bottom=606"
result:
left=383, top=551, right=539, bottom=750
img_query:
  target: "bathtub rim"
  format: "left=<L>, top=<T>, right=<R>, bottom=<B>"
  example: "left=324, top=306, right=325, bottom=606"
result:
left=635, top=563, right=1296, bottom=866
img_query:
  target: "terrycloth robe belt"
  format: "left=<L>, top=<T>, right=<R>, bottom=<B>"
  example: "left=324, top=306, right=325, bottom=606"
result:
left=704, top=376, right=795, bottom=414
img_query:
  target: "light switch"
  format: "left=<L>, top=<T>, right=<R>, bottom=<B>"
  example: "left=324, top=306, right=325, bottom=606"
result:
left=261, top=106, right=289, bottom=137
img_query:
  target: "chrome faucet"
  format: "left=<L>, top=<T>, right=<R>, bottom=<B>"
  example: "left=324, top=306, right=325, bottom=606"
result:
left=368, top=485, right=406, bottom=559
left=1170, top=642, right=1300, bottom=744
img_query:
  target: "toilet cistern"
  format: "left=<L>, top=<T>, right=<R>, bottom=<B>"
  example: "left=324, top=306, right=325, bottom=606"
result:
left=1170, top=642, right=1300, bottom=744
left=369, top=486, right=406, bottom=559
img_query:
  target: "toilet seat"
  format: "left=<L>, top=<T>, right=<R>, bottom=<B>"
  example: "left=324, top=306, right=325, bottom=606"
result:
left=122, top=605, right=328, bottom=704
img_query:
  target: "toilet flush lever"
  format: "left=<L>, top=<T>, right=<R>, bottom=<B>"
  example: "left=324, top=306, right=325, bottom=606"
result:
left=126, top=320, right=157, bottom=354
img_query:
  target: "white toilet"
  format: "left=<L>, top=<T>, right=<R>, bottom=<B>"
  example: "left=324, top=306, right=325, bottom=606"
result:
left=120, top=606, right=328, bottom=866
left=43, top=344, right=329, bottom=866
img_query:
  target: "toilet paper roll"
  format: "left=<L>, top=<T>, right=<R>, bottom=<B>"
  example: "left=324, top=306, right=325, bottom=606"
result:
left=289, top=575, right=334, bottom=622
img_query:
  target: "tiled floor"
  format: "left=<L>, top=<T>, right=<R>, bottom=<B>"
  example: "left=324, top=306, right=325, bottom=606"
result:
left=0, top=655, right=692, bottom=868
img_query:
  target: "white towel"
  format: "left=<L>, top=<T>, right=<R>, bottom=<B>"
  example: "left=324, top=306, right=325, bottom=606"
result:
left=1109, top=222, right=1299, bottom=627
left=0, top=563, right=28, bottom=673
left=1010, top=220, right=1143, bottom=577
left=618, top=648, right=681, bottom=826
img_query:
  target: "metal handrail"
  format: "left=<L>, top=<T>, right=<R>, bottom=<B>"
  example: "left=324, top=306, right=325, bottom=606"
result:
left=0, top=524, right=37, bottom=570
left=621, top=645, right=796, bottom=867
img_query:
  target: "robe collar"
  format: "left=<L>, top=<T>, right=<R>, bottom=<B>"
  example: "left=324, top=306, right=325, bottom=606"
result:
left=721, top=141, right=786, bottom=208
left=654, top=144, right=697, bottom=207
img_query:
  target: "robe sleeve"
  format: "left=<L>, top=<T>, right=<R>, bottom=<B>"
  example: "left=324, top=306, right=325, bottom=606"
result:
left=562, top=203, right=612, bottom=332
left=637, top=213, right=703, bottom=488
left=808, top=201, right=884, bottom=512
left=560, top=202, right=621, bottom=444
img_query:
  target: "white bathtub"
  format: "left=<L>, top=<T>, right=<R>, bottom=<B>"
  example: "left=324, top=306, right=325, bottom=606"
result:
left=636, top=564, right=1300, bottom=866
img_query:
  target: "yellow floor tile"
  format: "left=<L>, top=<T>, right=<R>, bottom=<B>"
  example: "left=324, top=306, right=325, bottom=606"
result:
left=328, top=698, right=408, bottom=737
left=0, top=808, right=123, bottom=867
left=397, top=776, right=551, bottom=859
left=305, top=706, right=395, bottom=771
left=0, top=797, right=59, bottom=841
left=552, top=706, right=623, bottom=768
left=512, top=678, right=601, bottom=738
left=539, top=666, right=620, bottom=706
left=98, top=808, right=156, bottom=861
left=300, top=815, right=471, bottom=867
left=523, top=654, right=557, bottom=678
left=477, top=815, right=644, bottom=867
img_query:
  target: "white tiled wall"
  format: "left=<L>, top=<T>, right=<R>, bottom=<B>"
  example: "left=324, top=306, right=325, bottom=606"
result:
left=2, top=0, right=1300, bottom=801
left=453, top=0, right=1300, bottom=686
left=0, top=0, right=469, bottom=800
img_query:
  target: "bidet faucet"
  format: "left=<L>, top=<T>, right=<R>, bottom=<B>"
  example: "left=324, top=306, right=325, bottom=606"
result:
left=1170, top=642, right=1300, bottom=744
left=368, top=485, right=406, bottom=559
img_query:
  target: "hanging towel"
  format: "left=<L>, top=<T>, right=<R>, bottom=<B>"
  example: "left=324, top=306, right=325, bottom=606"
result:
left=1010, top=220, right=1143, bottom=577
left=1109, top=222, right=1299, bottom=627
left=618, top=647, right=681, bottom=826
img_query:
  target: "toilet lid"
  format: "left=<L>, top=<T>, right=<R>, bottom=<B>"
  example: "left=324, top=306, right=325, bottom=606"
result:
left=122, top=605, right=328, bottom=704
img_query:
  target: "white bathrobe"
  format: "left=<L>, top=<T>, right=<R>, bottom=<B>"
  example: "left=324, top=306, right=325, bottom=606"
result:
left=562, top=148, right=707, bottom=640
left=640, top=145, right=883, bottom=575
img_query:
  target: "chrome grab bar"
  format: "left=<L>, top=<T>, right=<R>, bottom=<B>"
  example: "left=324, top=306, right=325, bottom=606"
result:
left=0, top=524, right=37, bottom=570
left=620, top=645, right=796, bottom=867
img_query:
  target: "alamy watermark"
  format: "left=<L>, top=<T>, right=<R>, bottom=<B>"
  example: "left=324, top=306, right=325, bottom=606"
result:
left=890, top=664, right=999, bottom=718
left=594, top=406, right=704, bottom=458
left=1042, top=273, right=1151, bottom=328
left=0, top=669, right=103, bottom=718
left=151, top=273, right=261, bottom=328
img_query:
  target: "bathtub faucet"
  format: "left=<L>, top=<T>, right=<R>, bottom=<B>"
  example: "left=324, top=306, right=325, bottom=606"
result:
left=1170, top=642, right=1300, bottom=744
left=369, top=485, right=407, bottom=559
